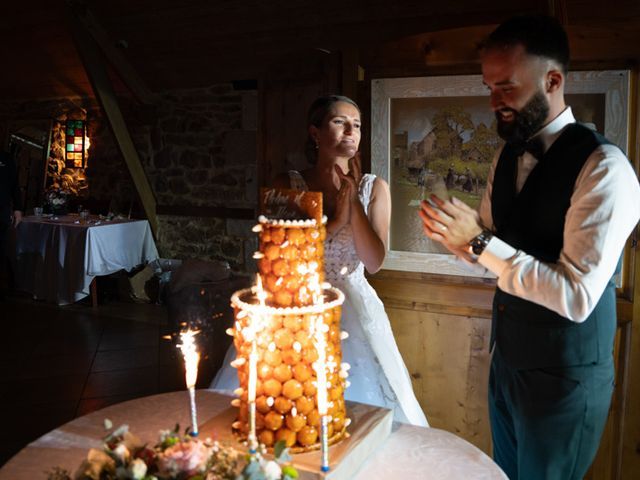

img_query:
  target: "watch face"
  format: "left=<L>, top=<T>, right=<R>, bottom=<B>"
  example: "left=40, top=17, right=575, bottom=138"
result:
left=470, top=230, right=492, bottom=255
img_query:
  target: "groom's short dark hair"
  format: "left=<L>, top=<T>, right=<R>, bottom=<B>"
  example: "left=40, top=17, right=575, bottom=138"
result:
left=483, top=15, right=570, bottom=74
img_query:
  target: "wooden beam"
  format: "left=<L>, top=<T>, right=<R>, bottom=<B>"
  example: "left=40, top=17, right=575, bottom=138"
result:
left=156, top=204, right=255, bottom=219
left=341, top=48, right=359, bottom=101
left=547, top=0, right=569, bottom=25
left=67, top=4, right=158, bottom=236
left=69, top=2, right=158, bottom=105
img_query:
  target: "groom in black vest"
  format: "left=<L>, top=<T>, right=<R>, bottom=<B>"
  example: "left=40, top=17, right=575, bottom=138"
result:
left=419, top=15, right=640, bottom=480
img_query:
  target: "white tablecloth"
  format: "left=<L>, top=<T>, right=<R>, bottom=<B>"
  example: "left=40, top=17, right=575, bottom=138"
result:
left=14, top=215, right=158, bottom=305
left=0, top=391, right=506, bottom=480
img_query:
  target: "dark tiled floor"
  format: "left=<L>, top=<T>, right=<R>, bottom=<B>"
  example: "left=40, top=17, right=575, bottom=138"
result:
left=0, top=293, right=231, bottom=467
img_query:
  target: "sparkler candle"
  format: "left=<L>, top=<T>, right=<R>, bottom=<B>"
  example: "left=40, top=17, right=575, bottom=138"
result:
left=312, top=312, right=330, bottom=472
left=247, top=338, right=259, bottom=453
left=247, top=277, right=268, bottom=454
left=178, top=330, right=200, bottom=436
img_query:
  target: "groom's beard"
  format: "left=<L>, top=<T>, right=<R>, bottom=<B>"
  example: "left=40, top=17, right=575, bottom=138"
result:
left=496, top=90, right=550, bottom=147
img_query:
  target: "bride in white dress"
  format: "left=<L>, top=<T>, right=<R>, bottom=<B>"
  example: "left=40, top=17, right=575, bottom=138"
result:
left=210, top=95, right=428, bottom=427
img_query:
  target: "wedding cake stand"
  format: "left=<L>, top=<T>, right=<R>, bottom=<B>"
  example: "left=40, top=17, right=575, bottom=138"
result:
left=201, top=398, right=394, bottom=479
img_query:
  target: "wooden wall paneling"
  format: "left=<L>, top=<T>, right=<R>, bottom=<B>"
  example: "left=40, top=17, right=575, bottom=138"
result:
left=621, top=67, right=640, bottom=479
left=612, top=320, right=633, bottom=479
left=586, top=321, right=632, bottom=480
left=369, top=272, right=493, bottom=453
left=259, top=51, right=341, bottom=186
left=359, top=25, right=640, bottom=82
left=369, top=271, right=494, bottom=314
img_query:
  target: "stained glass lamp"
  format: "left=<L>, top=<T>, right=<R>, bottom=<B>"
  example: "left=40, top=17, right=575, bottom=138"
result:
left=65, top=119, right=86, bottom=168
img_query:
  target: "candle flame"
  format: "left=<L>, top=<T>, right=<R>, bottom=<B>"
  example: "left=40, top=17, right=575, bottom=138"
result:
left=245, top=276, right=269, bottom=403
left=231, top=357, right=246, bottom=368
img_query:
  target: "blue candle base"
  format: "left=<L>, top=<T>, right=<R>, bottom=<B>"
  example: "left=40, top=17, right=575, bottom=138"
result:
left=321, top=466, right=330, bottom=472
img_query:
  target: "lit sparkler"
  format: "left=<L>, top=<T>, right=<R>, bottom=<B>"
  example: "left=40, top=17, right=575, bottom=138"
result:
left=178, top=329, right=200, bottom=436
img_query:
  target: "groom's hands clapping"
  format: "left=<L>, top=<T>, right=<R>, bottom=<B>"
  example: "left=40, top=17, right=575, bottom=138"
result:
left=418, top=194, right=483, bottom=257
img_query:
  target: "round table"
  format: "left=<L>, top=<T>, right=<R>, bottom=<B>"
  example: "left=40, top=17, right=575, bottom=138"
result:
left=0, top=391, right=506, bottom=479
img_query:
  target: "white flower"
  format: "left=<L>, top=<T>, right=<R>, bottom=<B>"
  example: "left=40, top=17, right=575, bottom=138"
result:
left=262, top=460, right=282, bottom=480
left=158, top=429, right=173, bottom=443
left=157, top=440, right=211, bottom=477
left=112, top=444, right=130, bottom=464
left=128, top=458, right=148, bottom=479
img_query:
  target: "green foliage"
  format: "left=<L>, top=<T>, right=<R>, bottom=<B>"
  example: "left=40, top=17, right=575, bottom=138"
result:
left=281, top=465, right=299, bottom=479
left=273, top=440, right=286, bottom=460
left=414, top=113, right=500, bottom=190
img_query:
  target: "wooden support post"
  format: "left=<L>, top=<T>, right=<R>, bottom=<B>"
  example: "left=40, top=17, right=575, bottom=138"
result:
left=547, top=0, right=568, bottom=25
left=67, top=4, right=158, bottom=236
left=341, top=48, right=360, bottom=102
left=69, top=4, right=158, bottom=105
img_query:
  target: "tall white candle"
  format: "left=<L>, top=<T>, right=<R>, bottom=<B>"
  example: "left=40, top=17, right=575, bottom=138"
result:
left=312, top=313, right=330, bottom=472
left=248, top=339, right=258, bottom=453
left=248, top=341, right=258, bottom=402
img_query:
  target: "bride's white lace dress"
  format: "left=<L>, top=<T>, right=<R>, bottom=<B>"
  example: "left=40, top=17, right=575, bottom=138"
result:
left=210, top=172, right=428, bottom=426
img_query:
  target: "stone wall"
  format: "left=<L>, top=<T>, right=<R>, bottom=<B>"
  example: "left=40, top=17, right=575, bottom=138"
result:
left=149, top=85, right=258, bottom=270
left=0, top=83, right=259, bottom=272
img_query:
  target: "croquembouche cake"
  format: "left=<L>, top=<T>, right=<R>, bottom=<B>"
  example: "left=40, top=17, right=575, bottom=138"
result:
left=228, top=187, right=349, bottom=452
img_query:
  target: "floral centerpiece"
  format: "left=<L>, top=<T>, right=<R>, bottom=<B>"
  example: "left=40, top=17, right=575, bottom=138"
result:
left=47, top=421, right=299, bottom=480
left=44, top=187, right=71, bottom=215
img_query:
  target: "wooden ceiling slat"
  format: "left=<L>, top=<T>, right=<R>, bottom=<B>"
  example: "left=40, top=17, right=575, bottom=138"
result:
left=2, top=0, right=639, bottom=100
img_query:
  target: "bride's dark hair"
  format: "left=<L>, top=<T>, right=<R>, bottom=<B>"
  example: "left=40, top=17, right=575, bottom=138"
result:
left=305, top=95, right=360, bottom=164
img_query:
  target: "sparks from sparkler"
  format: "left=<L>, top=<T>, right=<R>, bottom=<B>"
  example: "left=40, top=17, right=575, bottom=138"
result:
left=177, top=329, right=200, bottom=436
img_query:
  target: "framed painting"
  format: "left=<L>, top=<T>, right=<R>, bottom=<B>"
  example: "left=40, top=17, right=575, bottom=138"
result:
left=371, top=70, right=631, bottom=278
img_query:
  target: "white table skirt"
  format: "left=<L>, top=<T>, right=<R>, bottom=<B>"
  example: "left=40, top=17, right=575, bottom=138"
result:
left=15, top=216, right=158, bottom=305
left=0, top=391, right=506, bottom=480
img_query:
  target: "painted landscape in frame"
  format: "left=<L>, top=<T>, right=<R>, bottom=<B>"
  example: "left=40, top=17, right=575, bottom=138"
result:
left=371, top=70, right=630, bottom=276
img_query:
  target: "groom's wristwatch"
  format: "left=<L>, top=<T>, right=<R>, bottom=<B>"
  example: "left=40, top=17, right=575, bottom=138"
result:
left=468, top=229, right=493, bottom=255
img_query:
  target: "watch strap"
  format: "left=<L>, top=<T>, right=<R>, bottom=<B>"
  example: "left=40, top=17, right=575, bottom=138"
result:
left=469, top=229, right=493, bottom=256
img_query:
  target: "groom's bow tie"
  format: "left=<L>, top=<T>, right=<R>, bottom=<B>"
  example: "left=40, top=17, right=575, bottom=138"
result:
left=514, top=137, right=545, bottom=160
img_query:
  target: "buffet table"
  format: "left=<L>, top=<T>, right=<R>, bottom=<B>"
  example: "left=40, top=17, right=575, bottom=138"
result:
left=0, top=391, right=506, bottom=479
left=14, top=215, right=158, bottom=305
